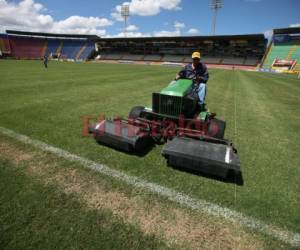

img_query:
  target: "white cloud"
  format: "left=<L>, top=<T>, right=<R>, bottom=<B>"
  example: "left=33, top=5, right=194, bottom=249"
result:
left=0, top=0, right=53, bottom=31
left=289, top=23, right=300, bottom=27
left=187, top=28, right=200, bottom=35
left=105, top=31, right=151, bottom=38
left=153, top=21, right=184, bottom=37
left=153, top=30, right=180, bottom=37
left=0, top=0, right=113, bottom=36
left=153, top=21, right=185, bottom=36
left=111, top=6, right=124, bottom=22
left=107, top=20, right=184, bottom=37
left=51, top=27, right=107, bottom=36
left=111, top=0, right=181, bottom=20
left=174, top=21, right=185, bottom=30
left=52, top=16, right=113, bottom=36
left=54, top=16, right=113, bottom=29
left=127, top=24, right=139, bottom=32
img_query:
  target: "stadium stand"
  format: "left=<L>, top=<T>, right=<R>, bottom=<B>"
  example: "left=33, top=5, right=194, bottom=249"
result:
left=4, top=30, right=97, bottom=61
left=100, top=53, right=122, bottom=60
left=0, top=34, right=11, bottom=55
left=244, top=57, right=260, bottom=66
left=143, top=54, right=162, bottom=61
left=222, top=57, right=245, bottom=65
left=9, top=35, right=46, bottom=59
left=121, top=53, right=144, bottom=60
left=60, top=39, right=85, bottom=59
left=162, top=55, right=185, bottom=62
left=1, top=30, right=268, bottom=67
left=96, top=35, right=266, bottom=66
left=77, top=41, right=95, bottom=60
left=199, top=57, right=221, bottom=64
left=262, top=27, right=300, bottom=71
left=293, top=47, right=300, bottom=70
left=46, top=39, right=62, bottom=55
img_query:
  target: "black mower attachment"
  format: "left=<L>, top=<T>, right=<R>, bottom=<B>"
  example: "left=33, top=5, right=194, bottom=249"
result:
left=162, top=137, right=241, bottom=180
left=92, top=119, right=153, bottom=153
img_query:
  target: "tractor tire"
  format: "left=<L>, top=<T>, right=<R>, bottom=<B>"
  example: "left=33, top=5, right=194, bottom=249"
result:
left=129, top=106, right=145, bottom=119
left=208, top=118, right=226, bottom=139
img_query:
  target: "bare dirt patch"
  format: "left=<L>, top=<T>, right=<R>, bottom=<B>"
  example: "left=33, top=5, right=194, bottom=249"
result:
left=0, top=142, right=33, bottom=163
left=0, top=140, right=264, bottom=249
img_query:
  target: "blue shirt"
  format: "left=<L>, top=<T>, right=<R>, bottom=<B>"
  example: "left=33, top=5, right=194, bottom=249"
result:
left=179, top=62, right=209, bottom=83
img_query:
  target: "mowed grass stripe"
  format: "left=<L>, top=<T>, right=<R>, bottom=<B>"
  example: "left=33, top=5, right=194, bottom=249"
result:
left=0, top=61, right=174, bottom=117
left=0, top=126, right=299, bottom=248
left=232, top=71, right=300, bottom=230
left=250, top=72, right=300, bottom=101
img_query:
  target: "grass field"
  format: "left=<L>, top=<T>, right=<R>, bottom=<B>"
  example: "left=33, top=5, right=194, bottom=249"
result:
left=0, top=60, right=299, bottom=249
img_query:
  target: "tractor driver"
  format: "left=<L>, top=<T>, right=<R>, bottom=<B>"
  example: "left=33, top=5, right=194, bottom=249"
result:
left=175, top=51, right=209, bottom=108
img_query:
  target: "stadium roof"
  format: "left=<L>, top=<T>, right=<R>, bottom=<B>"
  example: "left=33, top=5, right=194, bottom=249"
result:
left=98, top=34, right=265, bottom=42
left=5, top=30, right=265, bottom=42
left=273, top=27, right=300, bottom=35
left=6, top=30, right=99, bottom=39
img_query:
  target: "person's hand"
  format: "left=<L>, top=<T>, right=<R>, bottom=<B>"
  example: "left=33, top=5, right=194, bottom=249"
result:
left=175, top=75, right=180, bottom=80
left=196, top=75, right=203, bottom=81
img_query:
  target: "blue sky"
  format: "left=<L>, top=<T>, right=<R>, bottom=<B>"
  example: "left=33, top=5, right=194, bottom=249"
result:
left=0, top=0, right=299, bottom=37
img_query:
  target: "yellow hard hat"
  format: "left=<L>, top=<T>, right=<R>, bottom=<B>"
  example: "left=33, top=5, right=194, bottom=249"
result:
left=192, top=52, right=201, bottom=59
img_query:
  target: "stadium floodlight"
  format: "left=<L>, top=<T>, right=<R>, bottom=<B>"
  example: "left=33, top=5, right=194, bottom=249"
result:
left=121, top=4, right=130, bottom=37
left=210, top=0, right=223, bottom=35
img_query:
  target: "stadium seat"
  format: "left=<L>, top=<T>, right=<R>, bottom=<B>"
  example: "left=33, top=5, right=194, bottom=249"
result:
left=9, top=36, right=46, bottom=59
left=121, top=54, right=143, bottom=61
left=100, top=54, right=122, bottom=60
left=244, top=57, right=260, bottom=66
left=143, top=54, right=162, bottom=61
left=0, top=34, right=11, bottom=54
left=46, top=39, right=62, bottom=56
left=263, top=40, right=300, bottom=69
left=162, top=55, right=185, bottom=62
left=95, top=35, right=266, bottom=67
left=222, top=57, right=244, bottom=65
left=60, top=40, right=86, bottom=60
left=77, top=41, right=95, bottom=60
left=201, top=57, right=222, bottom=64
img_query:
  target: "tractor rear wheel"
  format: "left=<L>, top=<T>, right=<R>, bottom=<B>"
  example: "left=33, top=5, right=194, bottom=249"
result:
left=129, top=106, right=145, bottom=119
left=208, top=118, right=226, bottom=139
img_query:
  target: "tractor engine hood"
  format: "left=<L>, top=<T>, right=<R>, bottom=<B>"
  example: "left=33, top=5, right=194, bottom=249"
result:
left=160, top=79, right=193, bottom=97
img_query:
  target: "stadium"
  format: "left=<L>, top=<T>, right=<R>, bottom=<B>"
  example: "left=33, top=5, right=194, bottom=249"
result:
left=1, top=27, right=300, bottom=73
left=0, top=0, right=300, bottom=249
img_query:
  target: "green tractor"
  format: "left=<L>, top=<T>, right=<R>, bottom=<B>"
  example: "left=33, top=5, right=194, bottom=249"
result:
left=90, top=79, right=242, bottom=184
left=129, top=79, right=226, bottom=140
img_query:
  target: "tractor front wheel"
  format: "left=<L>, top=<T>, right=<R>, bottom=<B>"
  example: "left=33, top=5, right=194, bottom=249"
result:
left=129, top=106, right=145, bottom=119
left=208, top=118, right=226, bottom=139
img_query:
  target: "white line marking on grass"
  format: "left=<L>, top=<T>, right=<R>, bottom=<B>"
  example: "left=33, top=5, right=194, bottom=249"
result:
left=0, top=126, right=299, bottom=248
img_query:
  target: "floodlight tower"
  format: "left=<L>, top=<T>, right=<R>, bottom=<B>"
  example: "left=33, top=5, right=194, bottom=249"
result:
left=210, top=0, right=223, bottom=35
left=121, top=4, right=130, bottom=37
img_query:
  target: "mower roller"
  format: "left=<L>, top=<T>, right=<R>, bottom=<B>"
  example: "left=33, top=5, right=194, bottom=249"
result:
left=90, top=79, right=241, bottom=183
